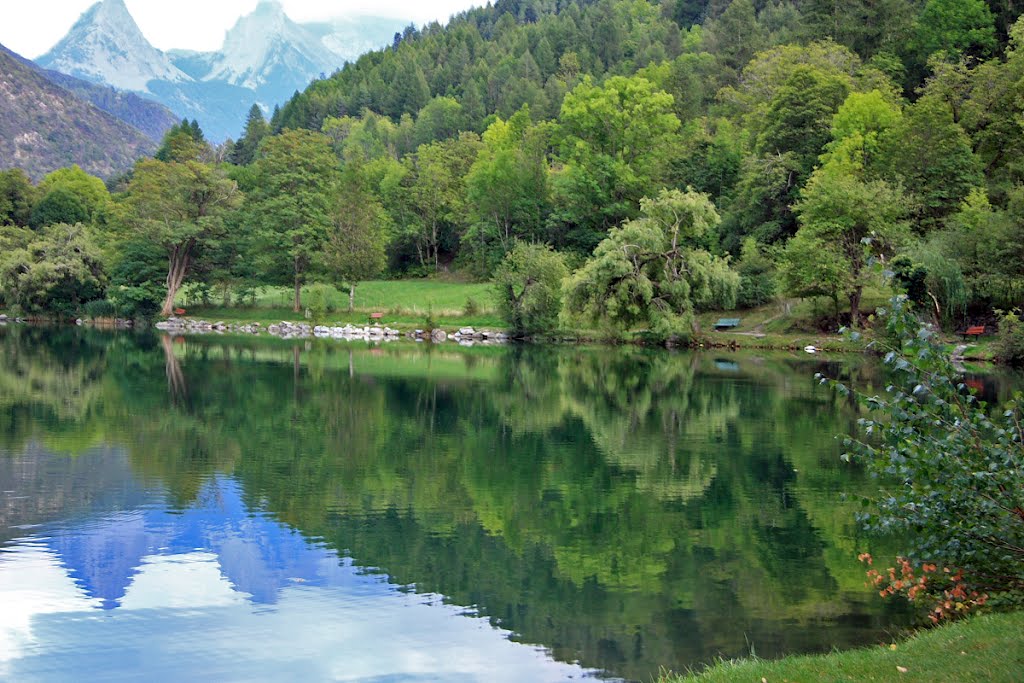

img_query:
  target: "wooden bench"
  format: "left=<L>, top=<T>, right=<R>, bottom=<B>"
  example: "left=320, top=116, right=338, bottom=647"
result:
left=369, top=312, right=384, bottom=323
left=173, top=308, right=186, bottom=316
left=714, top=318, right=741, bottom=331
left=965, top=325, right=986, bottom=338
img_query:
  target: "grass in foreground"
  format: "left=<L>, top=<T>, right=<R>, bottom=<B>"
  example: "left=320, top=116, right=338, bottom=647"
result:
left=660, top=611, right=1024, bottom=683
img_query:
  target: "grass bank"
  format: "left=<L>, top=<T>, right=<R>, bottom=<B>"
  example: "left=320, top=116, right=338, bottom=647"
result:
left=660, top=611, right=1024, bottom=683
left=177, top=280, right=503, bottom=329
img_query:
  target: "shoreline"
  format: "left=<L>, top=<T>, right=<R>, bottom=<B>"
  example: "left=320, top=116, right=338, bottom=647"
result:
left=0, top=311, right=1003, bottom=363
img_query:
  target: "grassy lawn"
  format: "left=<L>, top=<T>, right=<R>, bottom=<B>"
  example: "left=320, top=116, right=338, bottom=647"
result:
left=660, top=611, right=1024, bottom=683
left=177, top=280, right=503, bottom=329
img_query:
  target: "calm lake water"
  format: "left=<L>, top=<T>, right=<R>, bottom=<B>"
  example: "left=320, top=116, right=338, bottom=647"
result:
left=1, top=327, right=1015, bottom=682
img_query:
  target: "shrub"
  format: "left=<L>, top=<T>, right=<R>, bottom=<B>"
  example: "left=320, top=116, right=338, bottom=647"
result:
left=108, top=240, right=165, bottom=320
left=493, top=241, right=568, bottom=336
left=83, top=299, right=116, bottom=319
left=304, top=283, right=336, bottom=323
left=821, top=296, right=1024, bottom=605
left=0, top=223, right=106, bottom=318
left=463, top=297, right=481, bottom=316
left=994, top=309, right=1024, bottom=367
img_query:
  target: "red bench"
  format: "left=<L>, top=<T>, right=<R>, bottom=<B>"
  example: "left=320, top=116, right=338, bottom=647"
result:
left=174, top=308, right=186, bottom=316
left=369, top=312, right=384, bottom=323
left=965, top=325, right=986, bottom=337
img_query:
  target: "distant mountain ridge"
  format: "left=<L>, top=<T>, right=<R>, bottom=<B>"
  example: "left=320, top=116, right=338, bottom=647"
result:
left=0, top=43, right=155, bottom=180
left=37, top=0, right=406, bottom=141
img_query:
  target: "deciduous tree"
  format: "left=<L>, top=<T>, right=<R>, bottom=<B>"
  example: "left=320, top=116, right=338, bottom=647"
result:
left=247, top=130, right=339, bottom=311
left=125, top=159, right=241, bottom=316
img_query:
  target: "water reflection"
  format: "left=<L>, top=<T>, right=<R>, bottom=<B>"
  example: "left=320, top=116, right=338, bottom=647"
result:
left=4, top=327, right=1009, bottom=680
left=0, top=460, right=599, bottom=682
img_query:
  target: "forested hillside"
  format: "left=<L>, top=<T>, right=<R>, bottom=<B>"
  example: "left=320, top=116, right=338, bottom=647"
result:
left=254, top=0, right=1024, bottom=317
left=4, top=0, right=1024, bottom=358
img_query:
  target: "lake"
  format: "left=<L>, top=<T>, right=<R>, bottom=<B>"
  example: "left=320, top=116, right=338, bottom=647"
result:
left=2, top=327, right=1011, bottom=682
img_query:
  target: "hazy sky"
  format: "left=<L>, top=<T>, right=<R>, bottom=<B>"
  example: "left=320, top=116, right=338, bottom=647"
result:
left=0, top=1, right=483, bottom=58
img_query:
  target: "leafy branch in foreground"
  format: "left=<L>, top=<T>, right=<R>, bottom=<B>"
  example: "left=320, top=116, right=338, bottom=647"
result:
left=820, top=296, right=1024, bottom=608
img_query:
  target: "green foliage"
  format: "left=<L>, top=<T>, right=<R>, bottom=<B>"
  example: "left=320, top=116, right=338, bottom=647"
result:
left=318, top=163, right=389, bottom=311
left=567, top=188, right=738, bottom=339
left=825, top=297, right=1024, bottom=600
left=463, top=296, right=481, bottom=316
left=8, top=0, right=1024, bottom=335
left=29, top=187, right=90, bottom=229
left=994, top=309, right=1024, bottom=367
left=82, top=299, right=116, bottom=319
left=37, top=165, right=111, bottom=219
left=124, top=158, right=241, bottom=316
left=911, top=0, right=998, bottom=63
left=551, top=75, right=681, bottom=252
left=246, top=130, right=339, bottom=310
left=108, top=239, right=183, bottom=320
left=786, top=154, right=907, bottom=326
left=492, top=241, right=568, bottom=336
left=757, top=65, right=851, bottom=178
left=0, top=169, right=37, bottom=228
left=303, top=283, right=337, bottom=323
left=463, top=107, right=550, bottom=272
left=155, top=118, right=210, bottom=163
left=891, top=247, right=968, bottom=330
left=890, top=255, right=930, bottom=310
left=386, top=132, right=481, bottom=272
left=943, top=187, right=1024, bottom=308
left=736, top=238, right=776, bottom=309
left=878, top=96, right=982, bottom=232
left=229, top=105, right=270, bottom=166
left=0, top=223, right=106, bottom=317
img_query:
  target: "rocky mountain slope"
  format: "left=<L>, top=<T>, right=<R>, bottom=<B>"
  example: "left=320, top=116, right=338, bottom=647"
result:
left=0, top=43, right=155, bottom=180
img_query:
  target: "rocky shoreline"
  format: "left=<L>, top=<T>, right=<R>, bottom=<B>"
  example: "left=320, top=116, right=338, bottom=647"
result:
left=154, top=317, right=511, bottom=345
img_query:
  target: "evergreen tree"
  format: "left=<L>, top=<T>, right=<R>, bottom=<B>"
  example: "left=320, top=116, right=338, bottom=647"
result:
left=230, top=105, right=270, bottom=166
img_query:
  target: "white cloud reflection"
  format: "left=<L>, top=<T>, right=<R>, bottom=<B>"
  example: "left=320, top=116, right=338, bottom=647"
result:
left=0, top=540, right=601, bottom=682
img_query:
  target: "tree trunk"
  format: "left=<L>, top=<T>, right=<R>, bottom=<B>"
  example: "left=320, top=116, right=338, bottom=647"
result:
left=293, top=269, right=301, bottom=313
left=849, top=286, right=863, bottom=328
left=349, top=283, right=356, bottom=312
left=161, top=250, right=190, bottom=317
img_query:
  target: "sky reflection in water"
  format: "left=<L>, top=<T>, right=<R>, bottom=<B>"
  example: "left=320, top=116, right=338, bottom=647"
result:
left=0, top=472, right=601, bottom=683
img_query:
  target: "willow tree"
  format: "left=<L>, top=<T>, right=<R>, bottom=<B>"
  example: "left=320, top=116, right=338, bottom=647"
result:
left=566, top=188, right=739, bottom=339
left=125, top=159, right=241, bottom=316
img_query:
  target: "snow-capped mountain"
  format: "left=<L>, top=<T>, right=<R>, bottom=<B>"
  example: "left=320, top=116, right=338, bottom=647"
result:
left=33, top=0, right=404, bottom=142
left=207, top=1, right=338, bottom=93
left=36, top=0, right=188, bottom=93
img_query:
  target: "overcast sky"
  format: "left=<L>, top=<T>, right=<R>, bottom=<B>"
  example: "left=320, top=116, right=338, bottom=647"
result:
left=0, top=1, right=484, bottom=59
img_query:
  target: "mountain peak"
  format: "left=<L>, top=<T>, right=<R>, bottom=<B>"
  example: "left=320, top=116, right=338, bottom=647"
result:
left=255, top=0, right=285, bottom=12
left=206, top=2, right=338, bottom=93
left=38, top=0, right=189, bottom=92
left=95, top=0, right=132, bottom=19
